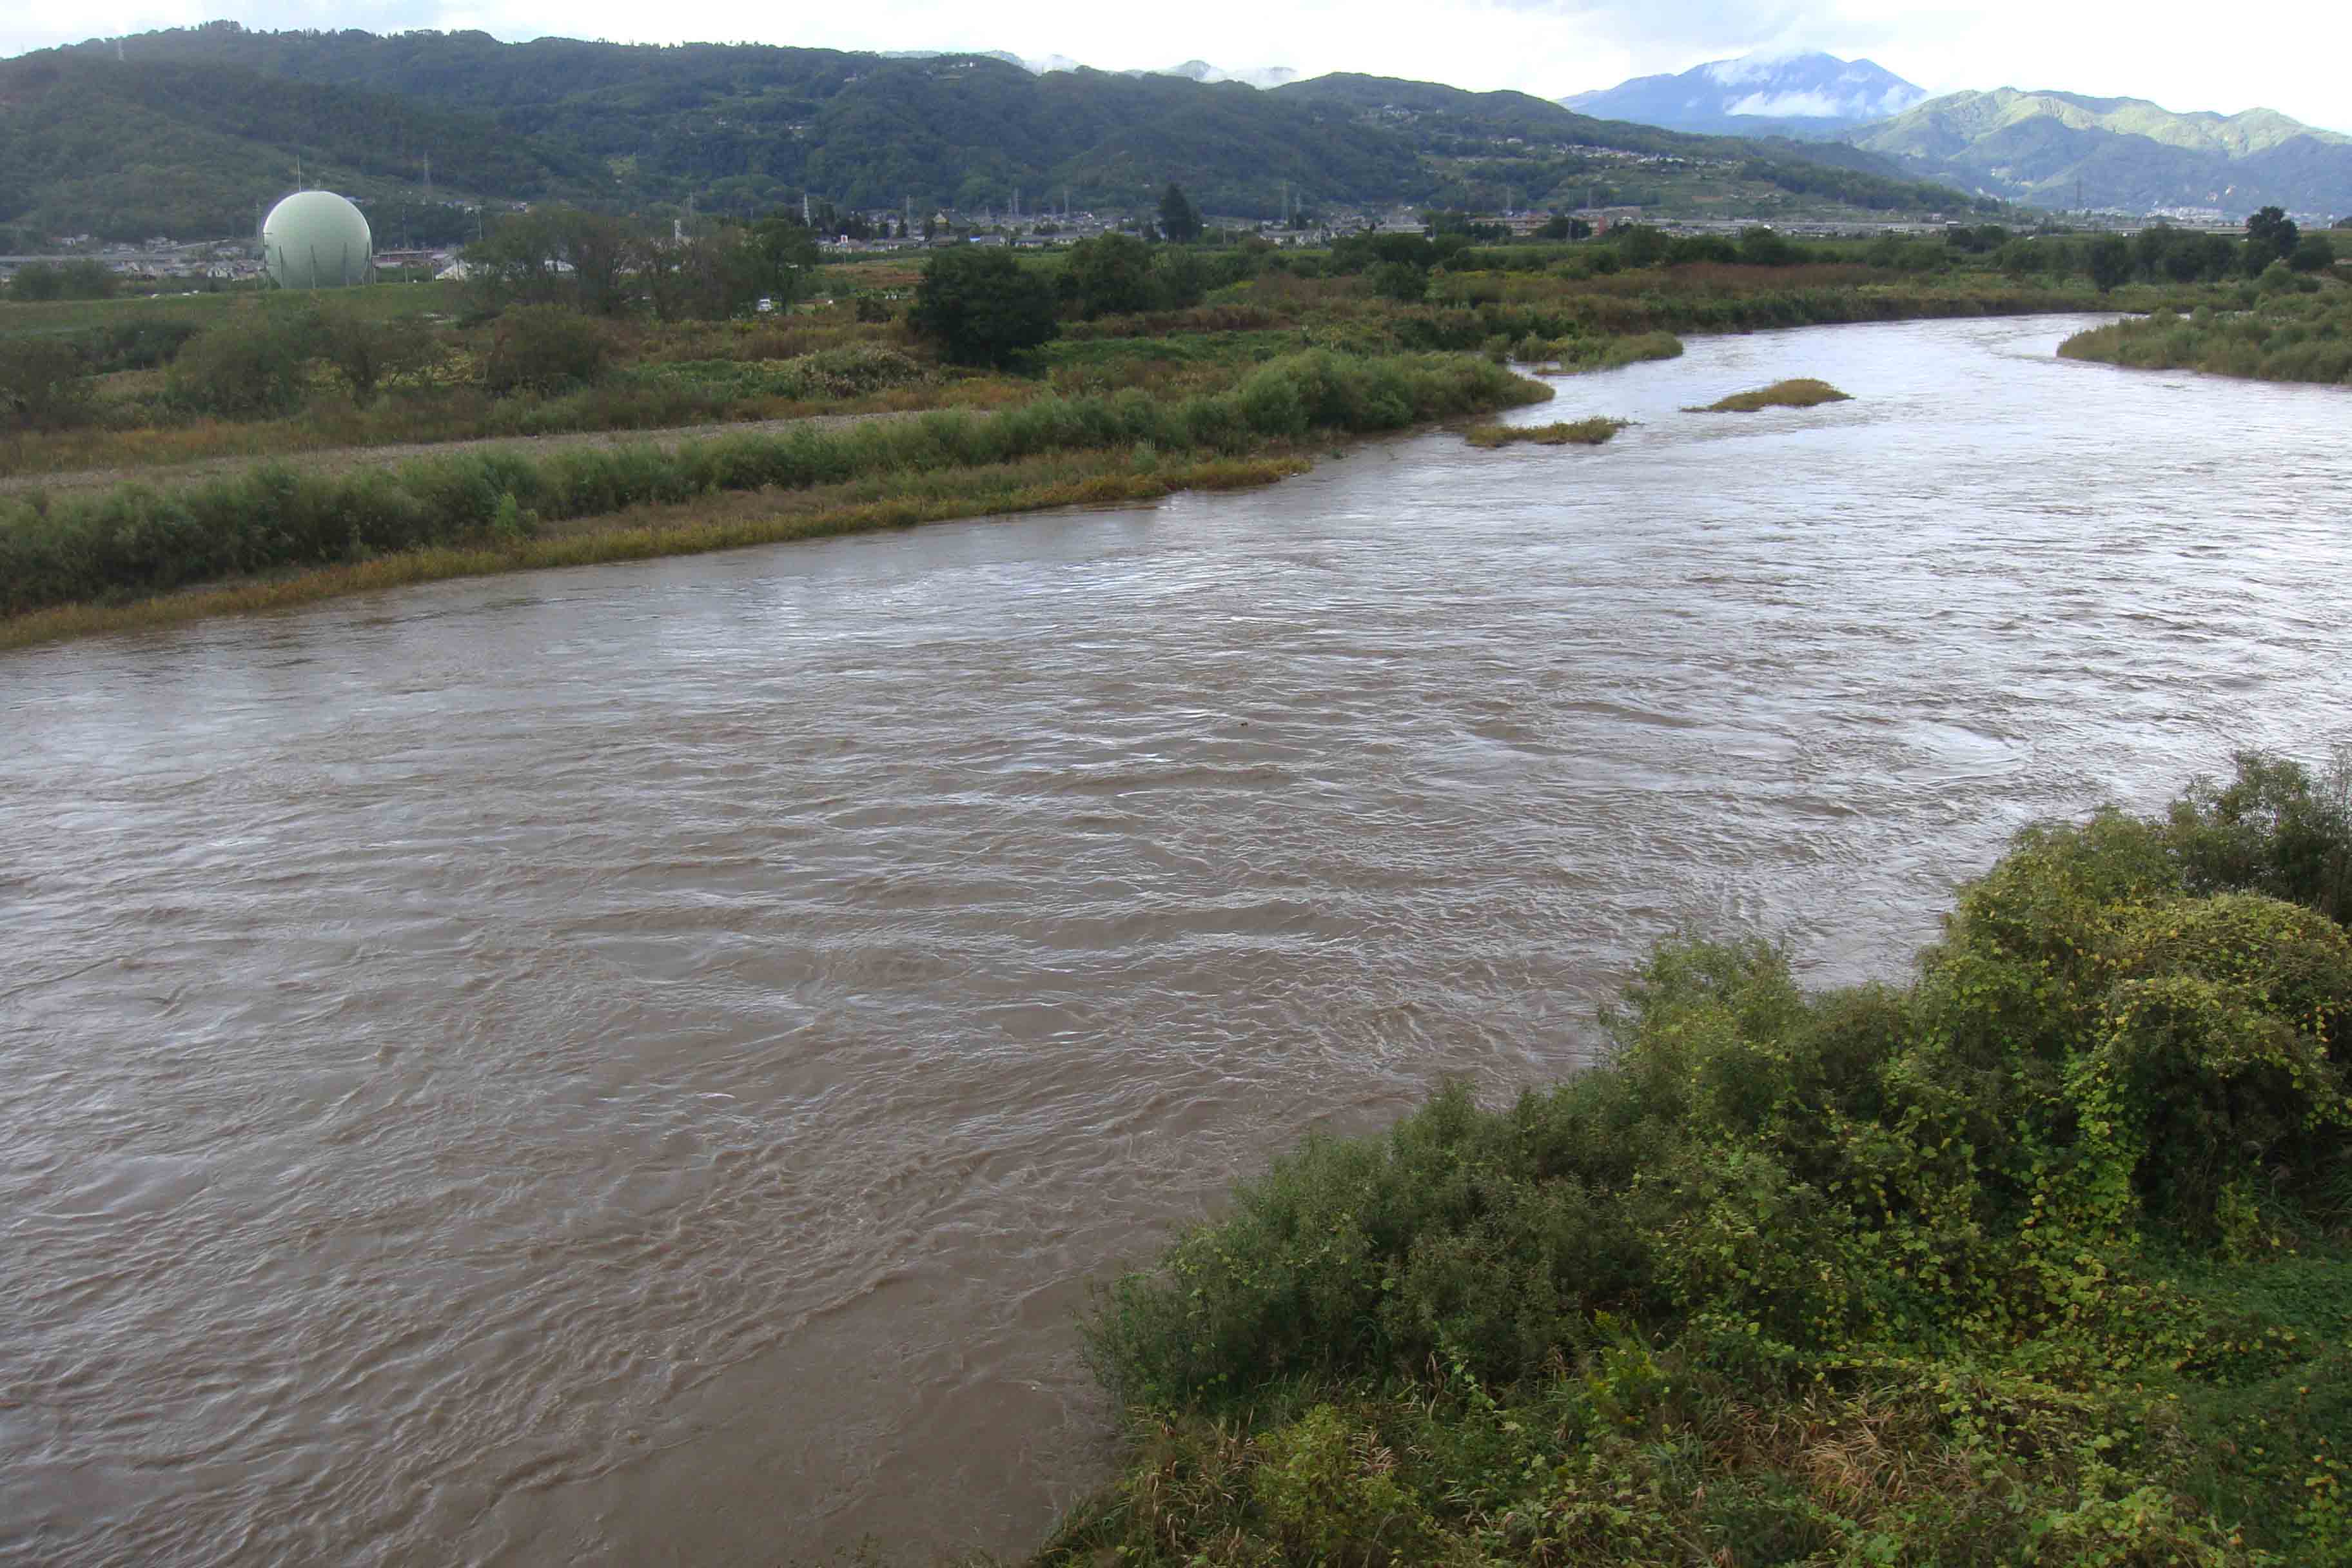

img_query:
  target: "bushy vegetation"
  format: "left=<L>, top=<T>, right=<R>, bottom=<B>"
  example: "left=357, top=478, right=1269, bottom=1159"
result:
left=909, top=247, right=1062, bottom=367
left=1464, top=417, right=1627, bottom=447
left=1692, top=378, right=1852, bottom=412
left=0, top=349, right=1545, bottom=619
left=1044, top=750, right=2352, bottom=1566
left=2061, top=294, right=2352, bottom=386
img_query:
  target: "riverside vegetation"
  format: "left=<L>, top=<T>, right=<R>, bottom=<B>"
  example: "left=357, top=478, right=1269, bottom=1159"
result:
left=2059, top=288, right=2352, bottom=387
left=0, top=217, right=2272, bottom=647
left=1034, top=749, right=2352, bottom=1567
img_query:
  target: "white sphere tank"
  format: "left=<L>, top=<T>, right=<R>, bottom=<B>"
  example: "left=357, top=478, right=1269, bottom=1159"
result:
left=262, top=191, right=373, bottom=289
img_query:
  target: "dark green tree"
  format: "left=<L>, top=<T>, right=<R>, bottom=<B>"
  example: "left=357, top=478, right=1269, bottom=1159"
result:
left=1612, top=224, right=1669, bottom=268
left=2245, top=206, right=2300, bottom=273
left=8, top=261, right=64, bottom=302
left=1738, top=227, right=1797, bottom=266
left=1153, top=246, right=1208, bottom=310
left=2288, top=233, right=2337, bottom=273
left=1366, top=259, right=1427, bottom=304
left=2085, top=233, right=2132, bottom=293
left=465, top=207, right=636, bottom=315
left=1536, top=214, right=1591, bottom=240
left=1064, top=231, right=1159, bottom=317
left=1157, top=182, right=1201, bottom=244
left=749, top=215, right=823, bottom=302
left=642, top=227, right=769, bottom=321
left=909, top=246, right=1059, bottom=367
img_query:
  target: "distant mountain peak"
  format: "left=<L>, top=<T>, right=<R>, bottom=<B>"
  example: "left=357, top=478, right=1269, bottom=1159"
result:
left=1563, top=50, right=1926, bottom=136
left=1848, top=88, right=2352, bottom=215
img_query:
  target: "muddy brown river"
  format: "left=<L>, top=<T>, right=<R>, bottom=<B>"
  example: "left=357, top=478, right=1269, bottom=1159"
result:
left=5, top=316, right=2349, bottom=1565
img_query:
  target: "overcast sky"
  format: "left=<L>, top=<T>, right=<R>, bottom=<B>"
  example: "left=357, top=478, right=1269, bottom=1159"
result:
left=5, top=0, right=2345, bottom=133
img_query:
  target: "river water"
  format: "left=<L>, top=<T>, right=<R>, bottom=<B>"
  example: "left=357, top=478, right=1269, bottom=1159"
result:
left=4, top=315, right=2348, bottom=1565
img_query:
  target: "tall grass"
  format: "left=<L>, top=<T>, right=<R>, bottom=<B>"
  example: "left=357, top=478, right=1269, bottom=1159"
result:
left=0, top=450, right=1311, bottom=652
left=1, top=349, right=1547, bottom=622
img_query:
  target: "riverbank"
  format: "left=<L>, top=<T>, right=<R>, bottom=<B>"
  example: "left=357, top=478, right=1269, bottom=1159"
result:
left=0, top=349, right=1542, bottom=651
left=1035, top=752, right=2352, bottom=1566
left=0, top=449, right=1314, bottom=651
left=2059, top=286, right=2352, bottom=386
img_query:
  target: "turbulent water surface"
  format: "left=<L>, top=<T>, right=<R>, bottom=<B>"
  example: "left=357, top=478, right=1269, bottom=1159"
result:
left=5, top=316, right=2349, bottom=1565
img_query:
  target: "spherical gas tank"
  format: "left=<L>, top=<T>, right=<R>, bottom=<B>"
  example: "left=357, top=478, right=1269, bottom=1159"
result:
left=262, top=191, right=373, bottom=289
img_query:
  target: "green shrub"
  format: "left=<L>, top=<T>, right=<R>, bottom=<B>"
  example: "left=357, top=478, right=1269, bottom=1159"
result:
left=485, top=305, right=611, bottom=395
left=1050, top=757, right=2352, bottom=1565
left=317, top=310, right=438, bottom=404
left=0, top=338, right=96, bottom=431
left=2169, top=748, right=2352, bottom=922
left=167, top=310, right=321, bottom=417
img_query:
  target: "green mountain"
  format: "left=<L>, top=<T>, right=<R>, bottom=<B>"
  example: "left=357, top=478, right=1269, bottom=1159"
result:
left=0, top=22, right=1984, bottom=243
left=1279, top=74, right=1975, bottom=214
left=1847, top=89, right=2352, bottom=214
left=0, top=48, right=591, bottom=242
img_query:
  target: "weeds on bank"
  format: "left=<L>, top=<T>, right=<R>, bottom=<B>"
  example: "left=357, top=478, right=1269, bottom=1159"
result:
left=1464, top=417, right=1628, bottom=448
left=0, top=449, right=1312, bottom=651
left=1041, top=748, right=2352, bottom=1566
left=0, top=348, right=1547, bottom=639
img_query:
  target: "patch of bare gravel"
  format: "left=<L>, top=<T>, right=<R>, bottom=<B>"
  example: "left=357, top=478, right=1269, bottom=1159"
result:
left=0, top=410, right=923, bottom=499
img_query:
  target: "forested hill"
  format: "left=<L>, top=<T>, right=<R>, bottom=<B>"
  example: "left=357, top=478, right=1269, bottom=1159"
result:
left=1, top=21, right=1984, bottom=242
left=0, top=50, right=592, bottom=241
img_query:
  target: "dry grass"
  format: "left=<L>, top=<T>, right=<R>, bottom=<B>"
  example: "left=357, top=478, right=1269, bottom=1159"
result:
left=1689, top=378, right=1853, bottom=413
left=0, top=450, right=1309, bottom=652
left=1464, top=416, right=1629, bottom=448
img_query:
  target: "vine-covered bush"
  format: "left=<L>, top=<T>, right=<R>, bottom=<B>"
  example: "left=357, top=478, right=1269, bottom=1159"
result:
left=1053, top=751, right=2352, bottom=1566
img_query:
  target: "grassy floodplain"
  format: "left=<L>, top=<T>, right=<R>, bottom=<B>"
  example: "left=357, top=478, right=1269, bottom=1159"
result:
left=2059, top=289, right=2352, bottom=386
left=0, top=349, right=1545, bottom=648
left=1034, top=750, right=2352, bottom=1567
left=1691, top=377, right=1854, bottom=412
left=1, top=239, right=2240, bottom=649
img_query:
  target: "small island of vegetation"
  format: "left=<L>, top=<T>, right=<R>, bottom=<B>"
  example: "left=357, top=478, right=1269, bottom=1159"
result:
left=1464, top=417, right=1629, bottom=448
left=1030, top=748, right=2352, bottom=1566
left=1690, top=377, right=1854, bottom=412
